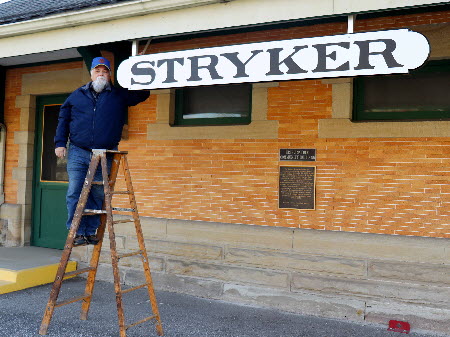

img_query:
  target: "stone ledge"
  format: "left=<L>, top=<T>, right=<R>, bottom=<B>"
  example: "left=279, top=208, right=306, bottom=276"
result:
left=225, top=247, right=366, bottom=277
left=15, top=95, right=35, bottom=109
left=13, top=131, right=35, bottom=145
left=319, top=119, right=450, bottom=139
left=110, top=216, right=167, bottom=238
left=368, top=260, right=450, bottom=285
left=293, top=228, right=449, bottom=263
left=147, top=120, right=279, bottom=140
left=166, top=219, right=294, bottom=250
left=166, top=258, right=290, bottom=289
left=291, top=272, right=450, bottom=305
left=127, top=238, right=224, bottom=260
left=21, top=68, right=84, bottom=95
left=12, top=167, right=33, bottom=181
left=223, top=283, right=365, bottom=321
left=151, top=272, right=224, bottom=299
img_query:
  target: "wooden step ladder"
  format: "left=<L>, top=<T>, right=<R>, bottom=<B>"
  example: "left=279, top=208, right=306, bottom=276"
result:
left=39, top=149, right=163, bottom=337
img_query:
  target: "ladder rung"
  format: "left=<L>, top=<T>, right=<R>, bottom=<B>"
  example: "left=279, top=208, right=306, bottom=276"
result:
left=105, top=150, right=128, bottom=154
left=111, top=191, right=131, bottom=195
left=121, top=283, right=147, bottom=294
left=113, top=219, right=135, bottom=224
left=64, top=267, right=95, bottom=278
left=84, top=209, right=107, bottom=214
left=112, top=207, right=135, bottom=212
left=91, top=181, right=103, bottom=185
left=55, top=295, right=90, bottom=308
left=125, top=315, right=157, bottom=330
left=118, top=250, right=143, bottom=259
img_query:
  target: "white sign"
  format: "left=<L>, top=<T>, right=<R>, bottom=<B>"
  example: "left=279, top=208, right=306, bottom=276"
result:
left=117, top=29, right=430, bottom=90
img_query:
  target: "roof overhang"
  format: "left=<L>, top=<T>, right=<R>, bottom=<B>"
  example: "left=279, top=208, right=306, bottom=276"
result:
left=0, top=0, right=448, bottom=66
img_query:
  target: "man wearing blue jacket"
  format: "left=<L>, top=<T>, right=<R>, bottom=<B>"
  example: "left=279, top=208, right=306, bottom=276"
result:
left=54, top=57, right=149, bottom=246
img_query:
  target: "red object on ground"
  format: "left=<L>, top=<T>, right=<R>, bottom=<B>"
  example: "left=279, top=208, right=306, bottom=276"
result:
left=388, top=320, right=410, bottom=334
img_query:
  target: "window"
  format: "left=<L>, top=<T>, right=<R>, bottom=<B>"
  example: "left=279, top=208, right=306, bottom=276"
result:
left=174, top=83, right=252, bottom=126
left=353, top=60, right=450, bottom=121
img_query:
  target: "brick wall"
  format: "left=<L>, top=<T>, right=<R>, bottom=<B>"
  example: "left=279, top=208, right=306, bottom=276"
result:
left=115, top=10, right=450, bottom=238
left=4, top=61, right=84, bottom=204
left=3, top=8, right=449, bottom=334
left=4, top=10, right=450, bottom=239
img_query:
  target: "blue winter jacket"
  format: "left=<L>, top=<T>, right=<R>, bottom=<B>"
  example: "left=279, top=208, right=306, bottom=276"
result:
left=54, top=83, right=149, bottom=150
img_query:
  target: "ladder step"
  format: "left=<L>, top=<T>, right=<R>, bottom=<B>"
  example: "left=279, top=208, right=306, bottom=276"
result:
left=55, top=295, right=90, bottom=308
left=105, top=150, right=128, bottom=154
left=113, top=219, right=134, bottom=224
left=84, top=209, right=107, bottom=214
left=64, top=267, right=96, bottom=278
left=125, top=315, right=157, bottom=330
left=83, top=208, right=135, bottom=215
left=118, top=250, right=143, bottom=259
left=112, top=207, right=135, bottom=212
left=111, top=191, right=131, bottom=195
left=91, top=181, right=103, bottom=185
left=121, top=283, right=147, bottom=294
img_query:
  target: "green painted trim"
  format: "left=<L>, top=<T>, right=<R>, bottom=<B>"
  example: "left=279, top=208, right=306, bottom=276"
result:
left=5, top=58, right=83, bottom=70
left=77, top=46, right=102, bottom=73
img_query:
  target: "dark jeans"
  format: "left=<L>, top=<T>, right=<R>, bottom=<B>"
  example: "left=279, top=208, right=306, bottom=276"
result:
left=65, top=143, right=113, bottom=236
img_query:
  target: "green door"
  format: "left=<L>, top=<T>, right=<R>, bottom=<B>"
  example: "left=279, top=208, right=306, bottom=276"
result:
left=32, top=94, right=70, bottom=249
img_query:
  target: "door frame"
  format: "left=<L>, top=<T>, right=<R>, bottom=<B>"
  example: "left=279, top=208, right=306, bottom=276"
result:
left=31, top=94, right=69, bottom=248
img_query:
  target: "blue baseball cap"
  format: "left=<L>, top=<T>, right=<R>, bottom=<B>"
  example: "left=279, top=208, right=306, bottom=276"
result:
left=91, top=57, right=111, bottom=71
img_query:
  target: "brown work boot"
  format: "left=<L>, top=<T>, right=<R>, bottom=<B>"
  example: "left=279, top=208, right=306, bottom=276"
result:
left=73, top=235, right=87, bottom=246
left=85, top=235, right=100, bottom=245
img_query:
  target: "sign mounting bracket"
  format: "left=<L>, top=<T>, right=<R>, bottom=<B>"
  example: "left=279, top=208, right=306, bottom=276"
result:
left=348, top=14, right=356, bottom=33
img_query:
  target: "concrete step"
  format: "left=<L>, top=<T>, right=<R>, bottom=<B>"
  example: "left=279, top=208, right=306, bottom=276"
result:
left=0, top=246, right=77, bottom=294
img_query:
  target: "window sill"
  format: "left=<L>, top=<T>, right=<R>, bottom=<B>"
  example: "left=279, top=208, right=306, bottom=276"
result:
left=318, top=119, right=450, bottom=138
left=148, top=82, right=279, bottom=140
left=147, top=120, right=278, bottom=140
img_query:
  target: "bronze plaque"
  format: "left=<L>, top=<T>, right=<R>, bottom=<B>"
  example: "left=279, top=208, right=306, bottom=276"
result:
left=279, top=166, right=316, bottom=210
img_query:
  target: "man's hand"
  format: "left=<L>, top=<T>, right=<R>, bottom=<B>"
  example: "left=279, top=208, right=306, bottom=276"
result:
left=55, top=147, right=66, bottom=158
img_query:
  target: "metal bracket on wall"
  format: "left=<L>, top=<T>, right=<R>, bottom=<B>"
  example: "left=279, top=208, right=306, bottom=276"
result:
left=348, top=14, right=356, bottom=33
left=131, top=38, right=153, bottom=56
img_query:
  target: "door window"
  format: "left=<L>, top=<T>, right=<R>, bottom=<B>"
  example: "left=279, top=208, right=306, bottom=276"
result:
left=40, top=104, right=68, bottom=182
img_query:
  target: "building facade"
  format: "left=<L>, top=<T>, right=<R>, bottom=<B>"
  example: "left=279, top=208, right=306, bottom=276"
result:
left=0, top=0, right=449, bottom=334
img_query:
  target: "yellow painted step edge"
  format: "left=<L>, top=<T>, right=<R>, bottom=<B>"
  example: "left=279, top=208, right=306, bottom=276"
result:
left=0, top=261, right=77, bottom=294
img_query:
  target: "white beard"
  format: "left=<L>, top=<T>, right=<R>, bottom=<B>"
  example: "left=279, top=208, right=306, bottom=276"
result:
left=92, top=76, right=108, bottom=93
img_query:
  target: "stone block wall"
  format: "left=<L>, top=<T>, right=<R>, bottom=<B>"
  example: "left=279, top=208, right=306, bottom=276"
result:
left=72, top=217, right=450, bottom=334
left=0, top=203, right=22, bottom=246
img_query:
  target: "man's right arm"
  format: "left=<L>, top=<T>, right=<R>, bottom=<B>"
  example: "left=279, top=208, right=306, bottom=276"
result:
left=54, top=98, right=72, bottom=157
left=55, top=147, right=66, bottom=158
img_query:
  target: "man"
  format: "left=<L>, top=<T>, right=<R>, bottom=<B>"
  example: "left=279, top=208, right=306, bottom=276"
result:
left=55, top=56, right=149, bottom=246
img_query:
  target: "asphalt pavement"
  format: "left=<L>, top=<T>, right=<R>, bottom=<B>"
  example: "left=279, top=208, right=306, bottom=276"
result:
left=0, top=277, right=447, bottom=337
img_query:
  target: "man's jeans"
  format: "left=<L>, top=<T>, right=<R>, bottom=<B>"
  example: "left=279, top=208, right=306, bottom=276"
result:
left=66, top=144, right=113, bottom=236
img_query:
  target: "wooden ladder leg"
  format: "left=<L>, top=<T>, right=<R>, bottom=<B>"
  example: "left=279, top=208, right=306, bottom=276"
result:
left=80, top=153, right=122, bottom=320
left=122, top=155, right=164, bottom=336
left=100, top=154, right=128, bottom=337
left=79, top=210, right=106, bottom=320
left=39, top=155, right=101, bottom=335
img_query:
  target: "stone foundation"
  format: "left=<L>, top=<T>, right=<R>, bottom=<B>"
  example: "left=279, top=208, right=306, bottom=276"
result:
left=71, top=217, right=450, bottom=335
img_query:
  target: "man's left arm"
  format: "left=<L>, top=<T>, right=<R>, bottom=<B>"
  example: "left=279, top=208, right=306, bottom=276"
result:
left=126, top=89, right=150, bottom=106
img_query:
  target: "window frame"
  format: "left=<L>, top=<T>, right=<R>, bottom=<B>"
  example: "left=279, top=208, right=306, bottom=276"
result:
left=173, top=83, right=252, bottom=126
left=353, top=60, right=450, bottom=121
